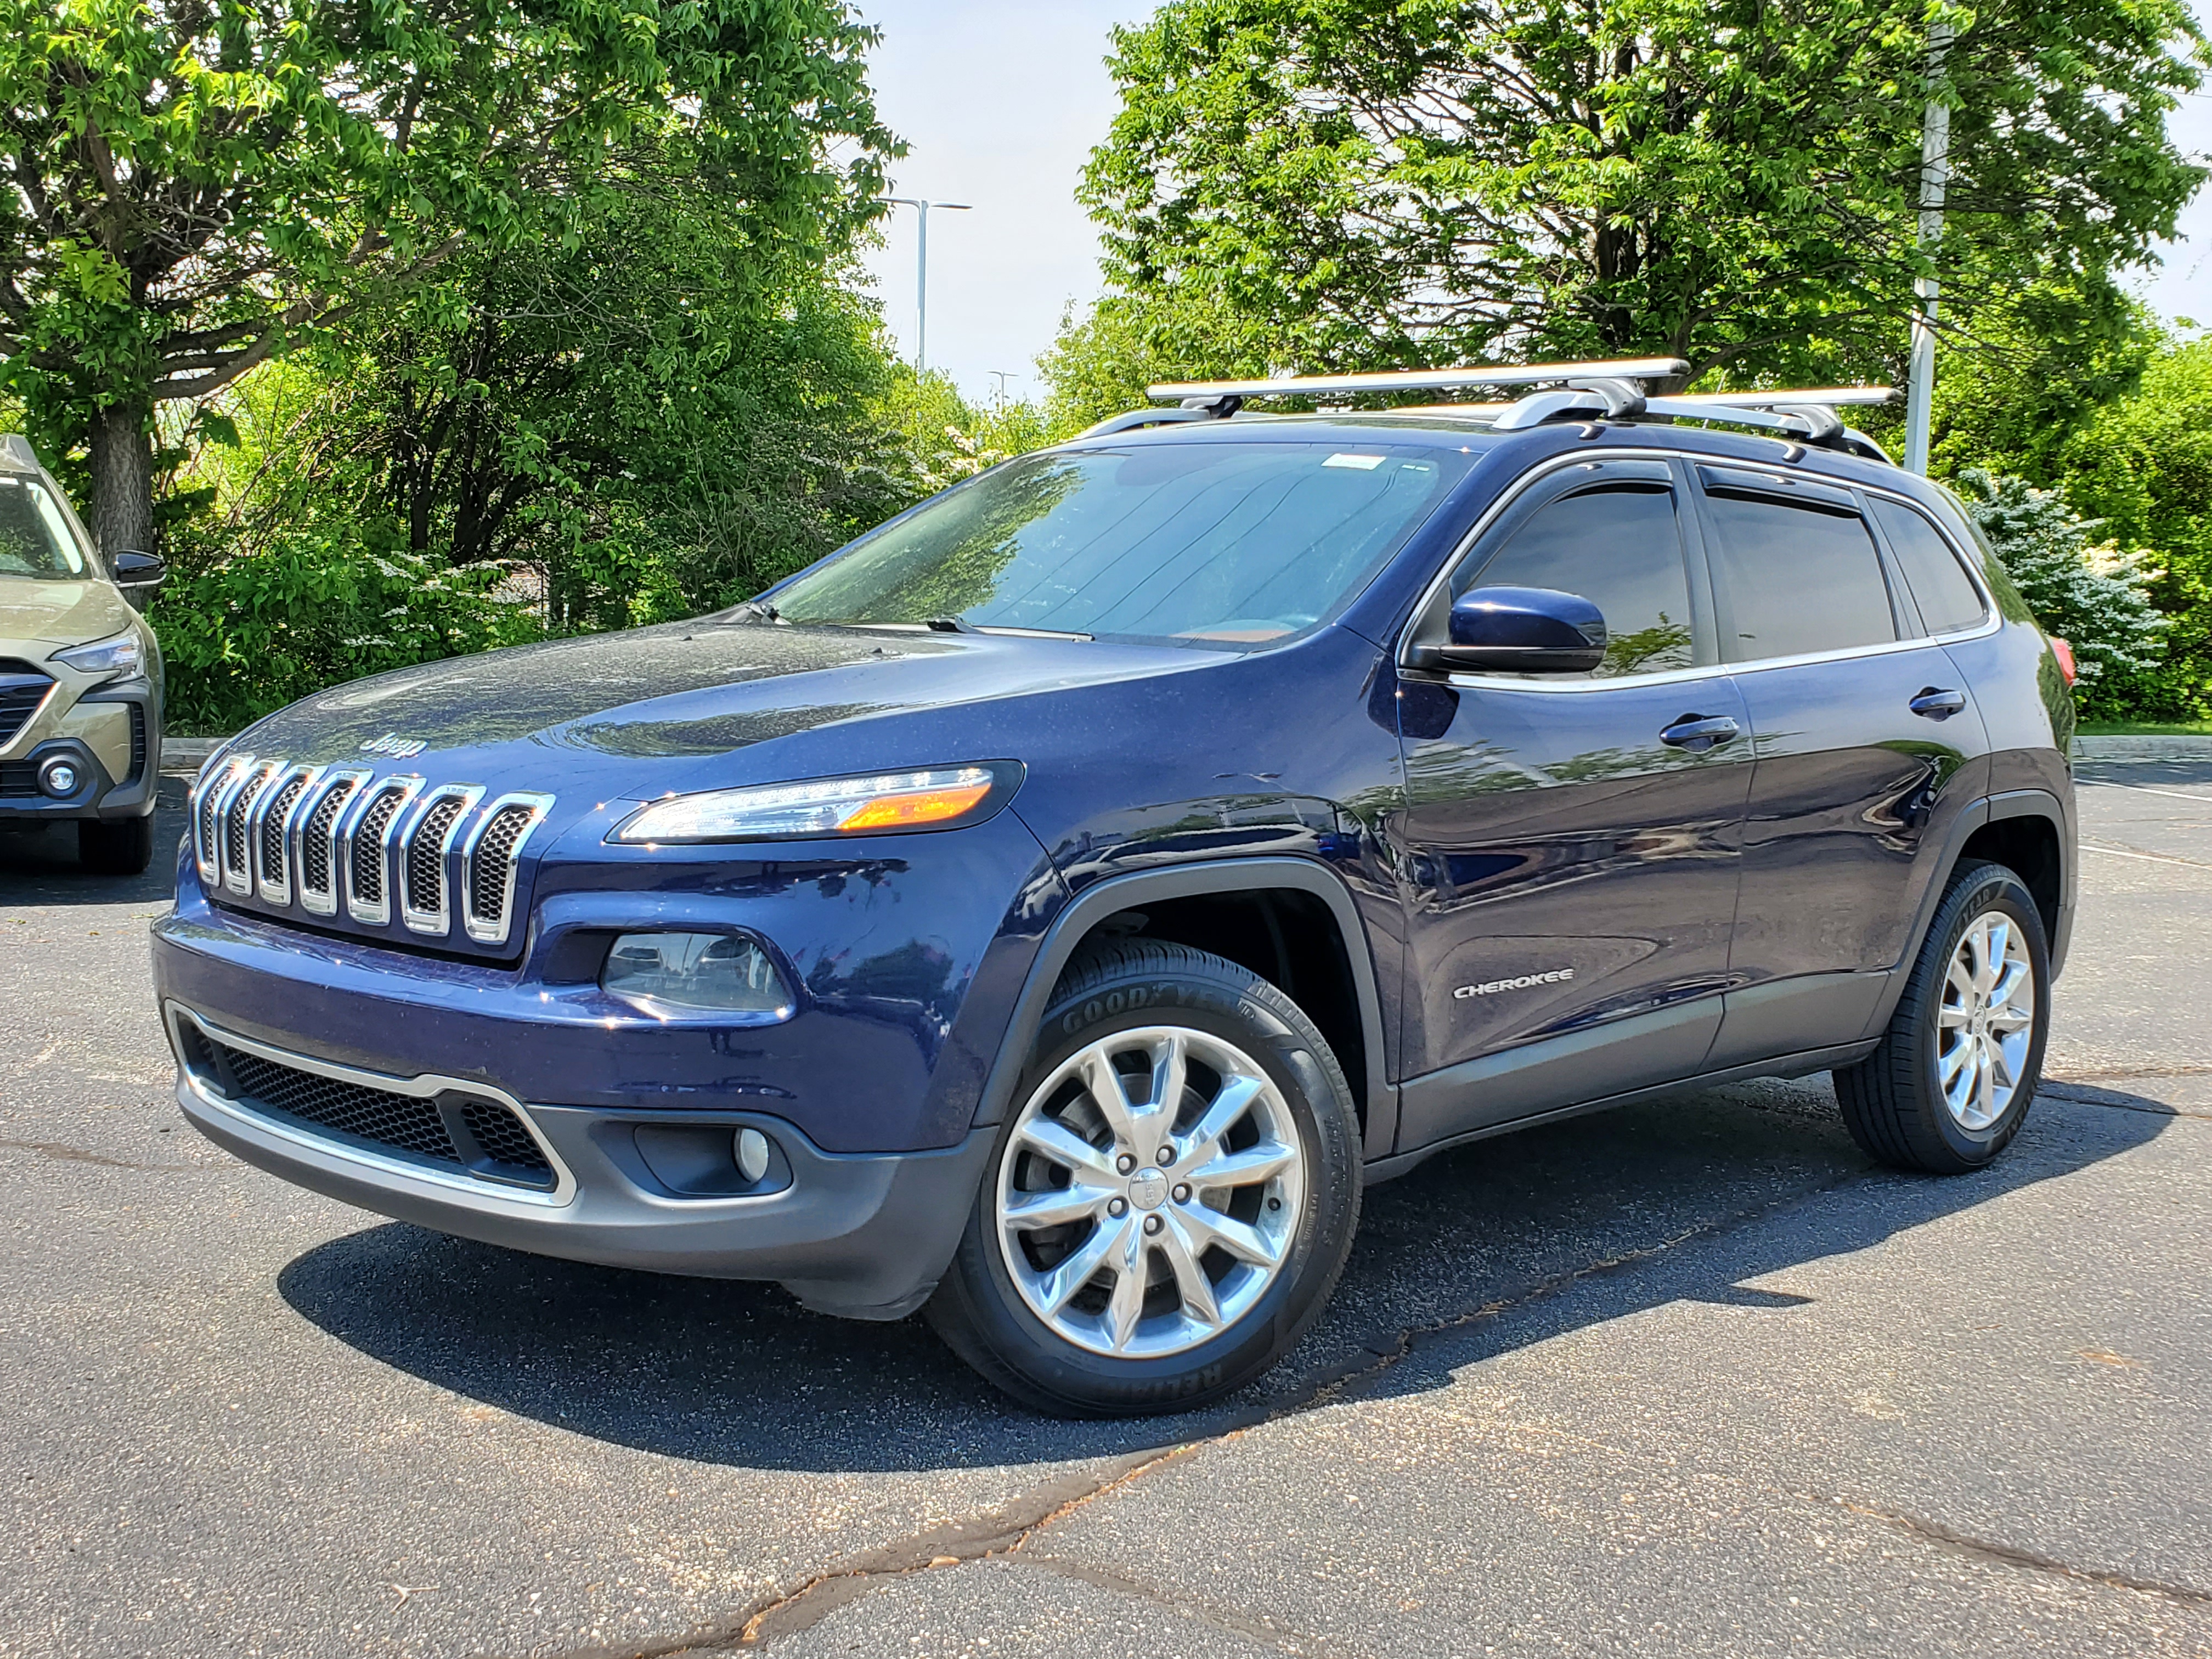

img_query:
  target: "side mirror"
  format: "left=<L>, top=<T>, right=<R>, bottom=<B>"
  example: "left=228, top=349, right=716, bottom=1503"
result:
left=111, top=549, right=167, bottom=605
left=1408, top=585, right=1607, bottom=674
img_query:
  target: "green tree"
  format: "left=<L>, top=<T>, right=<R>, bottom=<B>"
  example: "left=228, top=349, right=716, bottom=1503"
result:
left=1952, top=468, right=2174, bottom=715
left=1079, top=0, right=2204, bottom=388
left=0, top=0, right=893, bottom=556
left=310, top=146, right=917, bottom=629
left=2050, top=338, right=2212, bottom=714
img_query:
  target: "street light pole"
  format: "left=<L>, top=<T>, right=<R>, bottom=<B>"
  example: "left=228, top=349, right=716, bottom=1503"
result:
left=1903, top=21, right=1955, bottom=476
left=883, top=196, right=972, bottom=374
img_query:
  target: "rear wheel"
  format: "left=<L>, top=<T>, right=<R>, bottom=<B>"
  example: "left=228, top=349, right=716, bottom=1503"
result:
left=928, top=941, right=1362, bottom=1417
left=79, top=814, right=155, bottom=876
left=1835, top=861, right=2049, bottom=1173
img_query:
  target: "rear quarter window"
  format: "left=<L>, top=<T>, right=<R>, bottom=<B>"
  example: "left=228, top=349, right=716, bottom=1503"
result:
left=1868, top=498, right=1988, bottom=635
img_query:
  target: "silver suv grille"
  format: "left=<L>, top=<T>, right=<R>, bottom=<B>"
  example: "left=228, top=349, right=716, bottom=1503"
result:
left=187, top=755, right=552, bottom=948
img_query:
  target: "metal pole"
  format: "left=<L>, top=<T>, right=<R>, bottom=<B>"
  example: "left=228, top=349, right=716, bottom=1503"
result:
left=917, top=204, right=931, bottom=374
left=883, top=197, right=970, bottom=376
left=1904, top=21, right=1954, bottom=477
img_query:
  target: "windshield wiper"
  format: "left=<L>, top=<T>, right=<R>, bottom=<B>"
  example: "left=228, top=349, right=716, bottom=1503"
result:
left=722, top=599, right=782, bottom=624
left=822, top=617, right=1094, bottom=641
left=926, top=617, right=1094, bottom=641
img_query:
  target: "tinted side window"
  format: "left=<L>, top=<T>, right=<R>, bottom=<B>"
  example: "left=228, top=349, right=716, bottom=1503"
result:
left=1462, top=485, right=1694, bottom=677
left=1868, top=498, right=1987, bottom=635
left=1703, top=493, right=1895, bottom=662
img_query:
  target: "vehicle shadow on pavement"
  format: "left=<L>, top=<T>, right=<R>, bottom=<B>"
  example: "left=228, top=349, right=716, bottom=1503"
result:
left=276, top=1080, right=2172, bottom=1469
left=0, top=778, right=188, bottom=905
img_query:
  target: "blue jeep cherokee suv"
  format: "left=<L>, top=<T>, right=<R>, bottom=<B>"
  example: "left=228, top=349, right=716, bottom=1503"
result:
left=155, top=359, right=2075, bottom=1415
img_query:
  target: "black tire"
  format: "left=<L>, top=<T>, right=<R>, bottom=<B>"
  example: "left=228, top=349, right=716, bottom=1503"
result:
left=927, top=940, right=1363, bottom=1417
left=78, top=814, right=155, bottom=876
left=1835, top=860, right=2050, bottom=1174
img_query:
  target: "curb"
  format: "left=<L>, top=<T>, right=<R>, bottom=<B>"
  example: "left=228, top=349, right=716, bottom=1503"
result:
left=2074, top=736, right=2212, bottom=762
left=160, top=735, right=228, bottom=773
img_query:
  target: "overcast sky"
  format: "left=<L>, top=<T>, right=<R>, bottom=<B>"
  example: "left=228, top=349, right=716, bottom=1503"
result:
left=853, top=1, right=2212, bottom=405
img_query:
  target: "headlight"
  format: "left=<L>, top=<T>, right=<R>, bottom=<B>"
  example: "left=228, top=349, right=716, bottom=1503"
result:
left=53, top=631, right=142, bottom=681
left=608, top=762, right=1020, bottom=845
left=602, top=933, right=793, bottom=1015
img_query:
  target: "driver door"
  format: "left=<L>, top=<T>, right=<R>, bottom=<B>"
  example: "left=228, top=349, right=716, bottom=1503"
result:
left=1388, top=455, right=1755, bottom=1150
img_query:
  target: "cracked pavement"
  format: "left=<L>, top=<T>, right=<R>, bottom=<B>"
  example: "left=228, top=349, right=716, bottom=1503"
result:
left=2, top=764, right=2208, bottom=1657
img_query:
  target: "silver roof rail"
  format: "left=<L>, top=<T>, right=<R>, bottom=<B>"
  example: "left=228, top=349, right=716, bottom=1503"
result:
left=1090, top=367, right=1897, bottom=463
left=1146, top=358, right=1692, bottom=402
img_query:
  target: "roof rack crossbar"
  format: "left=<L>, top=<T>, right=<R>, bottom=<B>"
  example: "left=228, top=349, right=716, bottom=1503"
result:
left=1663, top=387, right=1898, bottom=408
left=1147, top=358, right=1691, bottom=403
left=1639, top=397, right=1812, bottom=435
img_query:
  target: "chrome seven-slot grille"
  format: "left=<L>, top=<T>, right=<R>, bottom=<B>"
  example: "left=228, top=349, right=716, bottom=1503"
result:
left=188, top=753, right=553, bottom=947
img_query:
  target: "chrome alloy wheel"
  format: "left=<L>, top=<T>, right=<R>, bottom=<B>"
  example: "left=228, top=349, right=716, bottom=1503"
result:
left=994, top=1025, right=1307, bottom=1359
left=1938, top=909, right=2038, bottom=1132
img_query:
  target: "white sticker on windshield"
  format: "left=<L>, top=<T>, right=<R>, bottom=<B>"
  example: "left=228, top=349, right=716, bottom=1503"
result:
left=1323, top=453, right=1386, bottom=470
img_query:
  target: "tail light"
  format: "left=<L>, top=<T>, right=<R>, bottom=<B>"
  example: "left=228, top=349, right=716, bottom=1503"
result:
left=2047, top=636, right=2078, bottom=686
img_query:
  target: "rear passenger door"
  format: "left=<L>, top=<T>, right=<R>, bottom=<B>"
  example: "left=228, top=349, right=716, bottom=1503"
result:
left=1694, top=464, right=1991, bottom=1070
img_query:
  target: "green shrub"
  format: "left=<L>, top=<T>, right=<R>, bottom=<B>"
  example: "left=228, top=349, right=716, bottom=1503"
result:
left=1950, top=469, right=2171, bottom=716
left=152, top=523, right=542, bottom=732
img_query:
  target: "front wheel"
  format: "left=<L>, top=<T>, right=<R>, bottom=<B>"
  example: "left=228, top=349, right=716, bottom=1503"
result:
left=927, top=941, right=1362, bottom=1417
left=1835, top=860, right=2050, bottom=1174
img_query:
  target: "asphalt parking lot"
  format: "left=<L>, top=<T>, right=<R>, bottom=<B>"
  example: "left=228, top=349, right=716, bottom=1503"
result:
left=3, top=763, right=2208, bottom=1658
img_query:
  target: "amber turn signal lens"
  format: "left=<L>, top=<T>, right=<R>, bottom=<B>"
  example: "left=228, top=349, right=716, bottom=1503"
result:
left=837, top=782, right=994, bottom=830
left=2048, top=636, right=2078, bottom=686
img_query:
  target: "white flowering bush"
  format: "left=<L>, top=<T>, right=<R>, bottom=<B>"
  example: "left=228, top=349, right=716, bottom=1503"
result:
left=1950, top=469, right=2170, bottom=709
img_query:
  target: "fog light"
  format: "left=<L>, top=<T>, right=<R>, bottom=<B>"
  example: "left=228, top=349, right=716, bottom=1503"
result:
left=601, top=932, right=792, bottom=1015
left=734, top=1127, right=772, bottom=1183
left=37, top=757, right=82, bottom=798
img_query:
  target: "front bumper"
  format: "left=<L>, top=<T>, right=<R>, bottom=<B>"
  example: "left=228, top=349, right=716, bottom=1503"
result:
left=0, top=674, right=160, bottom=822
left=170, top=1001, right=992, bottom=1319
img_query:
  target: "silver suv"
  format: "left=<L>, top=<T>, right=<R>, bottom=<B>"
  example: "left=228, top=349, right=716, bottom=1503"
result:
left=0, top=436, right=166, bottom=873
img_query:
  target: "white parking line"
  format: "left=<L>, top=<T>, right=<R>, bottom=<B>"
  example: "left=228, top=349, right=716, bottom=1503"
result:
left=2079, top=780, right=2212, bottom=808
left=2082, top=841, right=2212, bottom=870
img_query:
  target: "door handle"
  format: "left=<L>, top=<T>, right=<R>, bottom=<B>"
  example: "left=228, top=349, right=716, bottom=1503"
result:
left=1909, top=687, right=1967, bottom=720
left=1659, top=714, right=1741, bottom=752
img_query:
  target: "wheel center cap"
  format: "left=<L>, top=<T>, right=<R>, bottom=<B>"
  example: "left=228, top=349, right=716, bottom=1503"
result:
left=1126, top=1167, right=1169, bottom=1211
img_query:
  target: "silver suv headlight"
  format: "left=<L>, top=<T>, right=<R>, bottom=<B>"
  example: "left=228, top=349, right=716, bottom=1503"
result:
left=608, top=763, right=1021, bottom=845
left=52, top=630, right=142, bottom=682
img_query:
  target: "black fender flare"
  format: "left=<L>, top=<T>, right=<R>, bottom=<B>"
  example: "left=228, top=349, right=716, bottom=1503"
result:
left=1865, top=787, right=2074, bottom=1039
left=968, top=857, right=1400, bottom=1160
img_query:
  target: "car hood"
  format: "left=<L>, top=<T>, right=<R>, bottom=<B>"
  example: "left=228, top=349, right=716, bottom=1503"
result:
left=0, top=574, right=131, bottom=652
left=235, top=619, right=1209, bottom=789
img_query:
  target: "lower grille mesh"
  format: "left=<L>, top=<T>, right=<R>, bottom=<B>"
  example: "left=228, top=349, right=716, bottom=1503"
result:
left=215, top=1039, right=460, bottom=1161
left=190, top=1028, right=555, bottom=1186
left=459, top=1099, right=546, bottom=1169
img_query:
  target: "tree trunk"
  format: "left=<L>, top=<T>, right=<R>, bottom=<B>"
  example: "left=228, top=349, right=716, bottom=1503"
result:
left=87, top=398, right=155, bottom=557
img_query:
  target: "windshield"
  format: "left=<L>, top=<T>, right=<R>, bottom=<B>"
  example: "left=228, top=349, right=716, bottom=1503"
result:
left=0, top=475, right=88, bottom=579
left=770, top=440, right=1472, bottom=644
